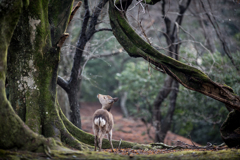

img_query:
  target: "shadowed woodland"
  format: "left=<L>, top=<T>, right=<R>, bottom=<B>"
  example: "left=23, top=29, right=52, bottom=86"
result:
left=1, top=0, right=240, bottom=159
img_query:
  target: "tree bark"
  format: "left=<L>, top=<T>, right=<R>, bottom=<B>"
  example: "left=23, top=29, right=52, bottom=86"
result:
left=159, top=80, right=179, bottom=142
left=1, top=0, right=90, bottom=151
left=0, top=0, right=63, bottom=152
left=220, top=110, right=240, bottom=148
left=154, top=75, right=173, bottom=142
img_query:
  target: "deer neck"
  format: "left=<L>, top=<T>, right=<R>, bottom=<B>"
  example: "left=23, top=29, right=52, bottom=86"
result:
left=102, top=105, right=112, bottom=112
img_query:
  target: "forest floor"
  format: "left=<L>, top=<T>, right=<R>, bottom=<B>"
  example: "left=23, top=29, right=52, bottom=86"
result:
left=79, top=102, right=238, bottom=157
left=1, top=102, right=239, bottom=159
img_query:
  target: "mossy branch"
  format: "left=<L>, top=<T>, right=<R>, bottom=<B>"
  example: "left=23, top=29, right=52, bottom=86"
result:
left=108, top=0, right=240, bottom=111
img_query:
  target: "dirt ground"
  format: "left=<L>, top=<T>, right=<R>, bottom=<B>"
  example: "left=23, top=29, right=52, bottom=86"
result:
left=80, top=102, right=198, bottom=146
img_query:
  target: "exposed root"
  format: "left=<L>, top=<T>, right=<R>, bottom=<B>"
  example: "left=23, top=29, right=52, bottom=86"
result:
left=54, top=103, right=92, bottom=150
left=59, top=106, right=137, bottom=149
left=151, top=141, right=228, bottom=151
left=60, top=126, right=92, bottom=150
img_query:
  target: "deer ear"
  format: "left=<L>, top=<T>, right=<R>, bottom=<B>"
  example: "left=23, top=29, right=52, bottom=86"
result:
left=113, top=97, right=118, bottom=102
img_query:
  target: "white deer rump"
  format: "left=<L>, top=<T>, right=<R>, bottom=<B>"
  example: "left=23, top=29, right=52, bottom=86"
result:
left=94, top=117, right=106, bottom=127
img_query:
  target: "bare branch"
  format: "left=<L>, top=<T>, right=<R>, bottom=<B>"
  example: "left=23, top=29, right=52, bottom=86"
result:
left=94, top=28, right=112, bottom=34
left=69, top=0, right=91, bottom=87
left=194, top=112, right=222, bottom=125
left=200, top=0, right=240, bottom=72
left=57, top=76, right=69, bottom=92
left=86, top=0, right=109, bottom=40
left=87, top=50, right=122, bottom=60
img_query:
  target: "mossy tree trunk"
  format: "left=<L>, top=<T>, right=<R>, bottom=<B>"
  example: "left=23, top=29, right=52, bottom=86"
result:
left=7, top=0, right=76, bottom=141
left=108, top=0, right=240, bottom=147
left=0, top=0, right=58, bottom=152
left=0, top=0, right=136, bottom=153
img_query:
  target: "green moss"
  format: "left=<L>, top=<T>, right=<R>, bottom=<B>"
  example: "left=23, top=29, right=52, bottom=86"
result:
left=1, top=148, right=240, bottom=160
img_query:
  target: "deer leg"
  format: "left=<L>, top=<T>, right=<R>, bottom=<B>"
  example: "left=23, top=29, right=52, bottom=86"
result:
left=108, top=130, right=114, bottom=152
left=94, top=135, right=98, bottom=151
left=98, top=137, right=103, bottom=151
left=98, top=130, right=106, bottom=152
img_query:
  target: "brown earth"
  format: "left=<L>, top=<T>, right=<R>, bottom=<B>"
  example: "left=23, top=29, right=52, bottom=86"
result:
left=80, top=102, right=199, bottom=146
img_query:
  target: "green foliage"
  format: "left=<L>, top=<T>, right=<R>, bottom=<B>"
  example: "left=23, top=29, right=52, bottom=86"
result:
left=115, top=45, right=240, bottom=145
left=115, top=60, right=165, bottom=121
left=80, top=30, right=124, bottom=102
left=173, top=87, right=228, bottom=145
left=173, top=51, right=240, bottom=145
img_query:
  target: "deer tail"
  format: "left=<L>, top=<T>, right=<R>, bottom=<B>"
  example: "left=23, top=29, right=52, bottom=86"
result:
left=94, top=117, right=106, bottom=137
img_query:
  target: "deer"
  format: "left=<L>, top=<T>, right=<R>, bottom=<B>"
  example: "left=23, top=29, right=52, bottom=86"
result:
left=92, top=94, right=118, bottom=152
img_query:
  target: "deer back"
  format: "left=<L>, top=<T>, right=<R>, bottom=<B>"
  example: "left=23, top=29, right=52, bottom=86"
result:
left=93, top=109, right=113, bottom=133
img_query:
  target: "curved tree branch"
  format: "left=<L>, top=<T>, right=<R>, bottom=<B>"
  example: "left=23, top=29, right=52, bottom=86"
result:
left=108, top=0, right=240, bottom=111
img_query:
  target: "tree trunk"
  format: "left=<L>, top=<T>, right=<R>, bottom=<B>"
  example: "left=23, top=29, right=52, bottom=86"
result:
left=153, top=75, right=173, bottom=142
left=159, top=80, right=179, bottom=142
left=2, top=0, right=84, bottom=151
left=1, top=0, right=137, bottom=153
left=0, top=0, right=59, bottom=152
left=120, top=91, right=129, bottom=117
left=68, top=81, right=82, bottom=129
left=220, top=110, right=240, bottom=148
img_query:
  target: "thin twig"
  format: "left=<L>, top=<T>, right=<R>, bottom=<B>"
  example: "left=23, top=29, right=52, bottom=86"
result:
left=93, top=28, right=112, bottom=34
left=118, top=139, right=122, bottom=151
